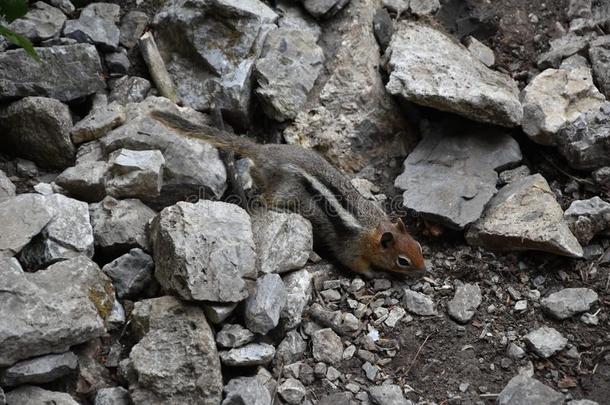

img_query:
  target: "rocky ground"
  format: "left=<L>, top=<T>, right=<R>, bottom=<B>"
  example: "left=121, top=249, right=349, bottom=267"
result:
left=0, top=0, right=609, bottom=404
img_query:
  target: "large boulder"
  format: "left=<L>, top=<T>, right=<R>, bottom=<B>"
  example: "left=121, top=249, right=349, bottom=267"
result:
left=0, top=97, right=75, bottom=168
left=0, top=194, right=53, bottom=258
left=0, top=257, right=114, bottom=367
left=555, top=102, right=610, bottom=170
left=8, top=1, right=66, bottom=42
left=152, top=0, right=278, bottom=127
left=284, top=0, right=413, bottom=172
left=521, top=67, right=605, bottom=145
left=56, top=160, right=109, bottom=202
left=63, top=15, right=120, bottom=51
left=1, top=352, right=78, bottom=387
left=123, top=296, right=222, bottom=404
left=0, top=44, right=105, bottom=101
left=394, top=119, right=522, bottom=229
left=100, top=97, right=226, bottom=206
left=71, top=101, right=126, bottom=145
left=385, top=22, right=522, bottom=127
left=19, top=194, right=94, bottom=269
left=254, top=27, right=324, bottom=121
left=466, top=174, right=583, bottom=258
left=252, top=211, right=313, bottom=274
left=150, top=200, right=256, bottom=302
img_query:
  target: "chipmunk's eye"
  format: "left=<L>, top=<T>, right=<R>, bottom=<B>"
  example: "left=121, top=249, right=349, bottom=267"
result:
left=396, top=255, right=411, bottom=268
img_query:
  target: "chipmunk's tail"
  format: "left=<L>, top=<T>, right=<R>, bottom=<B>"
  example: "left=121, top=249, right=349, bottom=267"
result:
left=150, top=110, right=256, bottom=155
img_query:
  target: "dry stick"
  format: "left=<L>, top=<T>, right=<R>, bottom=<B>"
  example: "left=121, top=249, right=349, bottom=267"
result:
left=404, top=333, right=432, bottom=375
left=139, top=31, right=178, bottom=103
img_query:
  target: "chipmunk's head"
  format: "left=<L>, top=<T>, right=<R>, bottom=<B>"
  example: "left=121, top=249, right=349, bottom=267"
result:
left=365, top=218, right=426, bottom=277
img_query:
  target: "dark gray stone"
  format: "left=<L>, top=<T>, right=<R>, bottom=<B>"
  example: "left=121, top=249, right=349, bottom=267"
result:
left=0, top=44, right=105, bottom=102
left=49, top=0, right=75, bottom=14
left=1, top=352, right=78, bottom=387
left=56, top=161, right=109, bottom=202
left=524, top=326, right=568, bottom=358
left=368, top=384, right=411, bottom=405
left=216, top=324, right=255, bottom=349
left=109, top=76, right=151, bottom=105
left=312, top=328, right=343, bottom=364
left=105, top=50, right=131, bottom=75
left=564, top=196, right=610, bottom=244
left=222, top=376, right=272, bottom=405
left=278, top=378, right=307, bottom=404
left=102, top=248, right=155, bottom=299
left=89, top=196, right=156, bottom=255
left=373, top=8, right=393, bottom=51
left=275, top=330, right=307, bottom=365
left=5, top=386, right=79, bottom=405
left=302, top=0, right=350, bottom=19
left=245, top=274, right=288, bottom=334
left=120, top=11, right=149, bottom=49
left=81, top=2, right=121, bottom=22
left=537, top=34, right=590, bottom=69
left=587, top=36, right=610, bottom=96
left=0, top=194, right=53, bottom=257
left=0, top=97, right=75, bottom=168
left=394, top=119, right=522, bottom=229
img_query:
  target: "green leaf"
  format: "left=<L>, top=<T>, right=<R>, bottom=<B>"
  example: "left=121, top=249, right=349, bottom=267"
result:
left=0, top=0, right=28, bottom=22
left=0, top=24, right=39, bottom=60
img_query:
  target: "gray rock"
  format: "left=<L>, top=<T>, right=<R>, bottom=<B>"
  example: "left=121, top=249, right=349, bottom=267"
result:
left=447, top=283, right=482, bottom=324
left=465, top=36, right=495, bottom=67
left=81, top=2, right=121, bottom=22
left=385, top=22, right=522, bottom=127
left=76, top=139, right=105, bottom=163
left=593, top=166, right=610, bottom=188
left=105, top=149, right=165, bottom=199
left=252, top=211, right=313, bottom=274
left=254, top=27, right=324, bottom=121
left=9, top=2, right=66, bottom=42
left=0, top=256, right=113, bottom=366
left=363, top=361, right=378, bottom=381
left=5, top=386, right=79, bottom=405
left=556, top=102, right=610, bottom=170
left=49, top=0, right=74, bottom=14
left=203, top=303, right=238, bottom=324
left=309, top=303, right=361, bottom=335
left=109, top=76, right=151, bottom=105
left=568, top=401, right=599, bottom=405
left=280, top=268, right=314, bottom=330
left=0, top=387, right=4, bottom=405
left=560, top=54, right=590, bottom=70
left=312, top=328, right=343, bottom=364
left=368, top=384, right=410, bottom=405
left=541, top=288, right=598, bottom=320
left=0, top=97, right=75, bottom=168
left=120, top=11, right=149, bottom=49
left=564, top=196, right=610, bottom=243
left=102, top=248, right=155, bottom=299
left=568, top=0, right=592, bottom=19
left=538, top=34, right=589, bottom=69
left=220, top=343, right=276, bottom=366
left=0, top=170, right=16, bottom=198
left=278, top=378, right=307, bottom=404
left=151, top=200, right=255, bottom=302
left=403, top=289, right=437, bottom=316
left=466, top=174, right=583, bottom=258
left=302, top=0, right=350, bottom=19
left=383, top=0, right=409, bottom=14
left=521, top=67, right=605, bottom=145
left=71, top=102, right=126, bottom=145
left=589, top=36, right=610, bottom=98
left=222, top=376, right=272, bottom=405
left=1, top=352, right=78, bottom=387
left=277, top=1, right=322, bottom=41
left=19, top=194, right=94, bottom=269
left=0, top=194, right=53, bottom=257
left=216, top=324, right=256, bottom=349
left=152, top=0, right=278, bottom=126
left=63, top=15, right=120, bottom=51
left=107, top=297, right=126, bottom=330
left=497, top=374, right=564, bottom=405
left=245, top=274, right=288, bottom=334
left=56, top=161, right=108, bottom=202
left=0, top=44, right=104, bottom=102
left=394, top=119, right=522, bottom=229
left=373, top=8, right=393, bottom=51
left=100, top=97, right=226, bottom=205
left=89, top=196, right=156, bottom=255
left=507, top=343, right=526, bottom=360
left=94, top=387, right=130, bottom=405
left=318, top=393, right=354, bottom=405
left=524, top=326, right=568, bottom=358
left=284, top=0, right=412, bottom=172
left=125, top=296, right=222, bottom=404
left=409, top=0, right=439, bottom=15
left=499, top=165, right=531, bottom=185
left=105, top=50, right=130, bottom=76
left=276, top=330, right=307, bottom=365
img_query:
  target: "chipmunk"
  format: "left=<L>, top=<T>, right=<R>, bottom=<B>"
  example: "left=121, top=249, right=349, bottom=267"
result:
left=151, top=110, right=426, bottom=278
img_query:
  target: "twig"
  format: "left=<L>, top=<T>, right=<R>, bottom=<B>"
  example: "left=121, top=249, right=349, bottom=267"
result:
left=404, top=333, right=432, bottom=375
left=139, top=31, right=178, bottom=103
left=479, top=393, right=500, bottom=398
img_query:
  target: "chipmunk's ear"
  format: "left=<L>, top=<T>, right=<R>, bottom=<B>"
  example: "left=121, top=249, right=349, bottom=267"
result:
left=396, top=218, right=407, bottom=233
left=380, top=231, right=394, bottom=249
